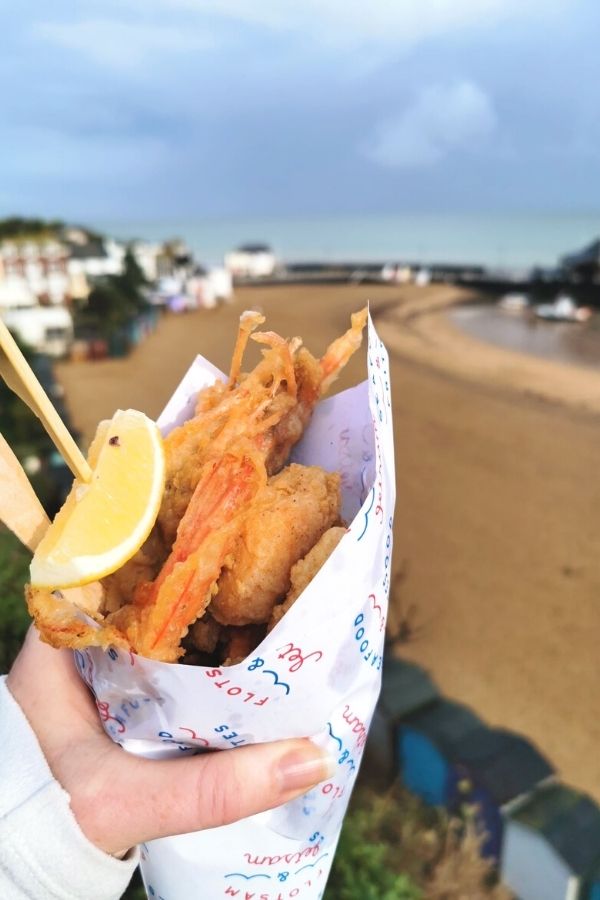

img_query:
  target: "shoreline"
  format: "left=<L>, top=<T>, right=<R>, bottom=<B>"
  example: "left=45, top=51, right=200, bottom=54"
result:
left=374, top=286, right=600, bottom=418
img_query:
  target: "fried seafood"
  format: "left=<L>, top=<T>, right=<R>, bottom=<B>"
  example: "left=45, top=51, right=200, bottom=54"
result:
left=211, top=465, right=342, bottom=627
left=221, top=625, right=267, bottom=666
left=27, top=309, right=367, bottom=662
left=26, top=583, right=128, bottom=652
left=102, top=528, right=166, bottom=614
left=189, top=613, right=222, bottom=654
left=269, top=526, right=347, bottom=631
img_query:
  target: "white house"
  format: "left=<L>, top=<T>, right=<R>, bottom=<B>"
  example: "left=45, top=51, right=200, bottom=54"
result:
left=66, top=237, right=125, bottom=279
left=207, top=266, right=233, bottom=302
left=0, top=240, right=70, bottom=304
left=0, top=277, right=37, bottom=309
left=2, top=304, right=74, bottom=357
left=183, top=266, right=233, bottom=309
left=225, top=243, right=277, bottom=279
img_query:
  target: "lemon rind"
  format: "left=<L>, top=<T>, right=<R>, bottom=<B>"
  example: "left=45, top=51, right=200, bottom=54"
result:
left=29, top=410, right=165, bottom=589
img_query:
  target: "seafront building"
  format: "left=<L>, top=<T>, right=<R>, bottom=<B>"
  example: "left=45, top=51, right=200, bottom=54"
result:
left=0, top=231, right=167, bottom=309
left=0, top=239, right=71, bottom=305
left=0, top=225, right=233, bottom=355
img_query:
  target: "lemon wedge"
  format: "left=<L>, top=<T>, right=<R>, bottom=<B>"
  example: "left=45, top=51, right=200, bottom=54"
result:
left=30, top=409, right=165, bottom=588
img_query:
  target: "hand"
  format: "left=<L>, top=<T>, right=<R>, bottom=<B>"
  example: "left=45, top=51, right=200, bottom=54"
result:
left=7, top=628, right=332, bottom=857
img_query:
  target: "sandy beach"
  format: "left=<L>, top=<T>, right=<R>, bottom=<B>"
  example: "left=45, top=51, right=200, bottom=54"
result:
left=56, top=283, right=600, bottom=801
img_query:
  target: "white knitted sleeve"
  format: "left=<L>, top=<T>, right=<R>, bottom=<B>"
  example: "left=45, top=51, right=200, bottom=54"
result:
left=0, top=675, right=140, bottom=900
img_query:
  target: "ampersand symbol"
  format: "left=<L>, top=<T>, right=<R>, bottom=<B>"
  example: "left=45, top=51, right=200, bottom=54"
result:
left=247, top=657, right=264, bottom=671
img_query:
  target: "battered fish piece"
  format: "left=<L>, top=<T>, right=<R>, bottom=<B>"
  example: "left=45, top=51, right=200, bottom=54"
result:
left=269, top=526, right=347, bottom=631
left=210, top=465, right=342, bottom=627
left=189, top=613, right=222, bottom=654
left=221, top=624, right=267, bottom=666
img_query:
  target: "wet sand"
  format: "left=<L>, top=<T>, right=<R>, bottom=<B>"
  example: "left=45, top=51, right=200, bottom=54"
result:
left=56, top=283, right=600, bottom=801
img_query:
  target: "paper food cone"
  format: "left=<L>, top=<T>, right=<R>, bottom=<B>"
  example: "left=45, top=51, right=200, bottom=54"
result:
left=75, top=313, right=395, bottom=899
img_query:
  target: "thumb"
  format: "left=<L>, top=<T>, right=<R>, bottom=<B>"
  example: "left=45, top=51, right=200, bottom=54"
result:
left=83, top=739, right=334, bottom=854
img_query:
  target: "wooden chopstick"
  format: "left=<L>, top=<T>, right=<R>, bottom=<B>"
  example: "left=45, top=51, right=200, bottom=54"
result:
left=0, top=317, right=92, bottom=483
left=0, top=432, right=50, bottom=551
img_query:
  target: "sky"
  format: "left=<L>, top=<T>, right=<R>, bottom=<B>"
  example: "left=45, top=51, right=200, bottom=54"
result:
left=2, top=0, right=600, bottom=221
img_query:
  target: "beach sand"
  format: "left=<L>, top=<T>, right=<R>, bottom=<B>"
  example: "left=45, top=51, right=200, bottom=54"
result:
left=56, top=283, right=600, bottom=801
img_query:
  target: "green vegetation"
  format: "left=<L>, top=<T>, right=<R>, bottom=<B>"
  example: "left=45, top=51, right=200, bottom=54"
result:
left=122, top=875, right=146, bottom=900
left=0, top=527, right=32, bottom=672
left=0, top=338, right=70, bottom=514
left=0, top=216, right=65, bottom=241
left=328, top=810, right=422, bottom=898
left=75, top=248, right=150, bottom=341
left=326, top=786, right=428, bottom=898
left=0, top=359, right=54, bottom=463
left=0, top=216, right=103, bottom=243
left=326, top=783, right=512, bottom=900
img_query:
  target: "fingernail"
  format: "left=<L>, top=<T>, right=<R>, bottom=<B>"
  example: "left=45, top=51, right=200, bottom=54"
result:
left=278, top=745, right=336, bottom=793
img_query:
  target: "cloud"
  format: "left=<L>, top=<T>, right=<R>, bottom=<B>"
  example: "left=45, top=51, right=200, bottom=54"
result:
left=136, top=0, right=566, bottom=46
left=32, top=18, right=215, bottom=70
left=363, top=80, right=497, bottom=168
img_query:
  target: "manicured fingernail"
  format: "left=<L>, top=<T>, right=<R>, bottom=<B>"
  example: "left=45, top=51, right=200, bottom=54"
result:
left=278, top=745, right=336, bottom=793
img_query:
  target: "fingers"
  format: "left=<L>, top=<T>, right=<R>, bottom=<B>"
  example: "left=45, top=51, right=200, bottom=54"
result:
left=7, top=628, right=101, bottom=740
left=10, top=626, right=82, bottom=688
left=79, top=739, right=334, bottom=854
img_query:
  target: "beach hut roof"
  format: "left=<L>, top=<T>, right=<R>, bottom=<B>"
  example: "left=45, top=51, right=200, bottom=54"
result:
left=400, top=698, right=484, bottom=757
left=452, top=728, right=554, bottom=804
left=510, top=783, right=600, bottom=876
left=67, top=239, right=108, bottom=260
left=584, top=856, right=600, bottom=884
left=378, top=658, right=439, bottom=721
left=562, top=238, right=600, bottom=269
left=236, top=243, right=272, bottom=254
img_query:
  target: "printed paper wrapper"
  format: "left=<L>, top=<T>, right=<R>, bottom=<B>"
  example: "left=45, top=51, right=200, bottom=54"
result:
left=75, top=314, right=395, bottom=900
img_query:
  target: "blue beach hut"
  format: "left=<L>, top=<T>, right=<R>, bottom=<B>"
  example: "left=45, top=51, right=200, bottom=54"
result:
left=365, top=658, right=438, bottom=783
left=501, top=783, right=600, bottom=900
left=581, top=860, right=600, bottom=900
left=448, top=728, right=554, bottom=860
left=398, top=698, right=484, bottom=806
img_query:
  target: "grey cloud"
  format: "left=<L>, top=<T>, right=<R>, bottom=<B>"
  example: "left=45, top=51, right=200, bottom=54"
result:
left=363, top=81, right=497, bottom=168
left=1, top=0, right=599, bottom=219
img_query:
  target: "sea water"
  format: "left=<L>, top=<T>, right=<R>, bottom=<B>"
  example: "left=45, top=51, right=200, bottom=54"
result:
left=449, top=304, right=600, bottom=370
left=96, top=211, right=600, bottom=270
